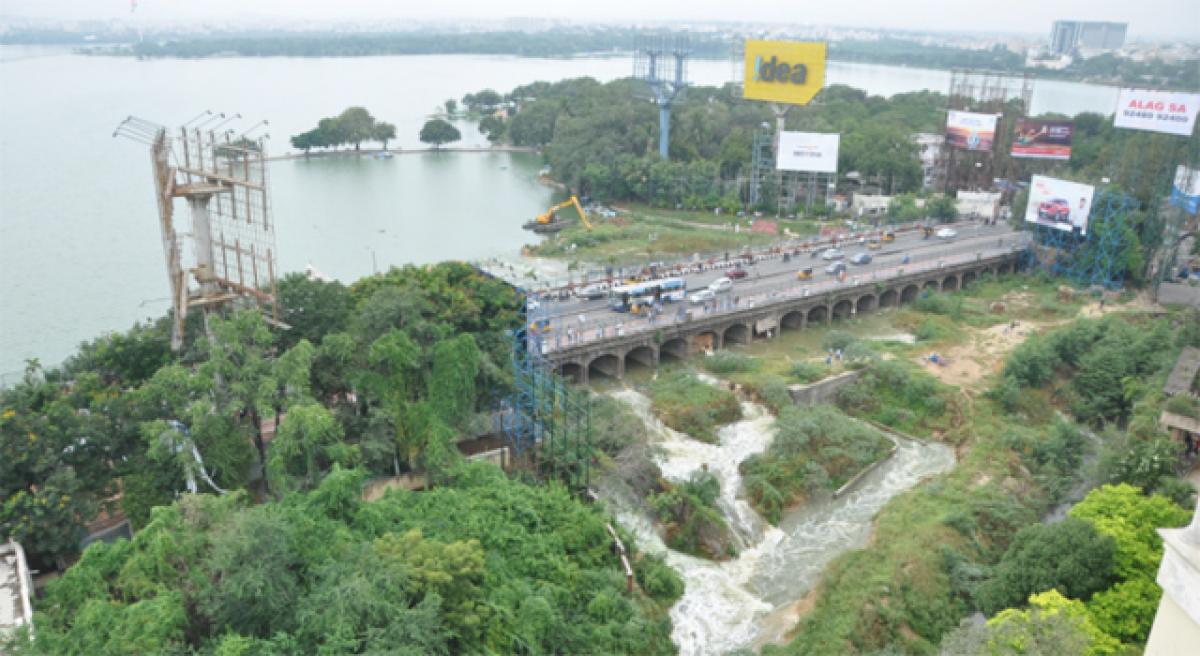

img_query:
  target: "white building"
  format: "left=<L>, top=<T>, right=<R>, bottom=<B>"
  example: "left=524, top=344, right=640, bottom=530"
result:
left=912, top=133, right=944, bottom=189
left=956, top=191, right=1001, bottom=220
left=851, top=194, right=892, bottom=218
left=1145, top=500, right=1200, bottom=654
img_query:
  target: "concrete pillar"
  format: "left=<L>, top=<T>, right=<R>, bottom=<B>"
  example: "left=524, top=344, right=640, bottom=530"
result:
left=187, top=193, right=218, bottom=293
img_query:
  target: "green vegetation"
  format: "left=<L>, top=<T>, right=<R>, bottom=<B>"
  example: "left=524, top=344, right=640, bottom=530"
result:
left=741, top=405, right=893, bottom=524
left=418, top=118, right=462, bottom=149
left=646, top=370, right=742, bottom=443
left=836, top=359, right=952, bottom=438
left=939, top=590, right=1121, bottom=656
left=290, top=106, right=396, bottom=153
left=648, top=469, right=735, bottom=559
left=1165, top=392, right=1200, bottom=419
left=7, top=464, right=677, bottom=655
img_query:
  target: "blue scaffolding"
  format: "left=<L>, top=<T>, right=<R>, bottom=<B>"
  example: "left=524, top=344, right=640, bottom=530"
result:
left=1025, top=189, right=1136, bottom=290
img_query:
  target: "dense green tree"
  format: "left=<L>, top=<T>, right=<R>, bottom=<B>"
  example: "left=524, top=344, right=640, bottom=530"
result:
left=372, top=121, right=396, bottom=150
left=419, top=119, right=461, bottom=149
left=275, top=272, right=352, bottom=350
left=1069, top=483, right=1190, bottom=580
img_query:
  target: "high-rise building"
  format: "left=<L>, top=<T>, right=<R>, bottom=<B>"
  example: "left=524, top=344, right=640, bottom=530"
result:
left=1050, top=21, right=1128, bottom=55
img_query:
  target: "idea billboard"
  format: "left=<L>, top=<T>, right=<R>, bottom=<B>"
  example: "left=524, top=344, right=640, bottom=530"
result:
left=945, top=110, right=998, bottom=151
left=776, top=131, right=840, bottom=173
left=1113, top=89, right=1200, bottom=137
left=1025, top=175, right=1095, bottom=236
left=1011, top=119, right=1073, bottom=160
left=742, top=40, right=827, bottom=106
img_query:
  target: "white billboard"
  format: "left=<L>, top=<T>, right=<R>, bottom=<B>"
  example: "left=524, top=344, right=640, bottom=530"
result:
left=1025, top=175, right=1095, bottom=236
left=945, top=110, right=999, bottom=151
left=776, top=131, right=840, bottom=173
left=1113, top=89, right=1200, bottom=137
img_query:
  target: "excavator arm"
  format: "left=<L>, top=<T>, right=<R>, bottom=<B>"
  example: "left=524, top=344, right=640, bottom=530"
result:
left=534, top=195, right=593, bottom=230
left=570, top=195, right=592, bottom=231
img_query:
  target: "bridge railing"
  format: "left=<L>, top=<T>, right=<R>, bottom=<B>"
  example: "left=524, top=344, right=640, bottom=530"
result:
left=536, top=245, right=1022, bottom=355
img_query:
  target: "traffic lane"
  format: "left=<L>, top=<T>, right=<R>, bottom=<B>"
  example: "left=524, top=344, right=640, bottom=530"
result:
left=535, top=223, right=1015, bottom=318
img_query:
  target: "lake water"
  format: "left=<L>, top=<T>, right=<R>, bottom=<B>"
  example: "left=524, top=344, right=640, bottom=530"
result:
left=0, top=47, right=1121, bottom=379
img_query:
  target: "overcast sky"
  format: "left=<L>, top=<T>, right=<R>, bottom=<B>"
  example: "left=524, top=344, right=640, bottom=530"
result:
left=5, top=0, right=1199, bottom=39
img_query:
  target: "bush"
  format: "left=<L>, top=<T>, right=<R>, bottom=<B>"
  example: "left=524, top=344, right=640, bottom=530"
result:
left=821, top=330, right=857, bottom=352
left=1165, top=393, right=1200, bottom=419
left=1085, top=576, right=1161, bottom=644
left=702, top=352, right=760, bottom=375
left=648, top=469, right=733, bottom=559
left=789, top=361, right=827, bottom=384
left=647, top=372, right=742, bottom=444
left=756, top=376, right=793, bottom=415
left=633, top=552, right=684, bottom=603
left=975, top=518, right=1118, bottom=615
left=1069, top=483, right=1191, bottom=580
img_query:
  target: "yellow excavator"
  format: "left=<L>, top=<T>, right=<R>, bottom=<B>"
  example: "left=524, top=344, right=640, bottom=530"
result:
left=523, top=195, right=593, bottom=234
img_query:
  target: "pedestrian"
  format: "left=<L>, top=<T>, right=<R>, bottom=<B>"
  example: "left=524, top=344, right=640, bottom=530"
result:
left=1185, top=434, right=1195, bottom=456
left=1099, top=298, right=1106, bottom=310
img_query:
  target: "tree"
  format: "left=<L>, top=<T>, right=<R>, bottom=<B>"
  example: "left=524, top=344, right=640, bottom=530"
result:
left=463, top=89, right=502, bottom=112
left=372, top=121, right=397, bottom=150
left=268, top=402, right=348, bottom=493
left=940, top=590, right=1120, bottom=656
left=976, top=517, right=1118, bottom=615
left=275, top=272, right=352, bottom=351
left=927, top=194, right=958, bottom=222
left=338, top=106, right=377, bottom=150
left=419, top=119, right=461, bottom=149
left=1068, top=483, right=1191, bottom=580
left=444, top=98, right=457, bottom=115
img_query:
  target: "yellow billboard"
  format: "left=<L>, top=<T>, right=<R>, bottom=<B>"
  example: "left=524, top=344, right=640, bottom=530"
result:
left=742, top=40, right=827, bottom=106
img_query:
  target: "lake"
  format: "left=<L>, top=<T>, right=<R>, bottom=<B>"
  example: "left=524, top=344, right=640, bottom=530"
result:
left=0, top=47, right=1122, bottom=379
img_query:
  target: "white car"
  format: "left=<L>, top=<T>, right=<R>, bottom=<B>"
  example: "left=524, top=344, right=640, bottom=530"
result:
left=936, top=227, right=957, bottom=239
left=708, top=277, right=734, bottom=293
left=578, top=283, right=609, bottom=300
left=822, top=248, right=844, bottom=261
left=689, top=289, right=716, bottom=305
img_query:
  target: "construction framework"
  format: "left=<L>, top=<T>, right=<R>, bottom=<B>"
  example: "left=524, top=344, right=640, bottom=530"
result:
left=496, top=297, right=593, bottom=491
left=115, top=113, right=281, bottom=350
left=1024, top=189, right=1135, bottom=290
left=943, top=69, right=1035, bottom=195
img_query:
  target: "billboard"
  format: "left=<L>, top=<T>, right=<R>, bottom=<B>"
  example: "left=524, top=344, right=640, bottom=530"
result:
left=743, top=40, right=827, bottom=106
left=1025, top=175, right=1095, bottom=236
left=776, top=131, right=840, bottom=173
left=1011, top=119, right=1074, bottom=160
left=1113, top=89, right=1200, bottom=137
left=945, top=110, right=998, bottom=151
left=1171, top=165, right=1200, bottom=215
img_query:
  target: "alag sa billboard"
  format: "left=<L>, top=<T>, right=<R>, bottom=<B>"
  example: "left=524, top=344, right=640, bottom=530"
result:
left=1025, top=175, right=1095, bottom=236
left=742, top=40, right=827, bottom=106
left=776, top=131, right=840, bottom=173
left=1011, top=119, right=1073, bottom=160
left=1113, top=89, right=1200, bottom=137
left=945, top=110, right=998, bottom=151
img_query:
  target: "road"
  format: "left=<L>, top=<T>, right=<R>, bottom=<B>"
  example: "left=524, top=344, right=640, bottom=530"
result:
left=531, top=222, right=1023, bottom=338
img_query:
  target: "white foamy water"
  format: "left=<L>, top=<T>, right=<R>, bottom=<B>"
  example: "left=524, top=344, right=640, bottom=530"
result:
left=606, top=386, right=956, bottom=655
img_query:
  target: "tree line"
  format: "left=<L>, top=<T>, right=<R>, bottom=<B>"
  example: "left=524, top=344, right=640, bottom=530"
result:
left=290, top=107, right=396, bottom=153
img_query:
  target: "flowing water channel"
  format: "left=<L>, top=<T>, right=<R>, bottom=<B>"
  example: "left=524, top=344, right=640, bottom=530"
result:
left=604, top=387, right=955, bottom=655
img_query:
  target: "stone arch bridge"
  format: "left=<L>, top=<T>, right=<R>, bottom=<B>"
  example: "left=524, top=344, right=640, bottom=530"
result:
left=546, top=252, right=1019, bottom=384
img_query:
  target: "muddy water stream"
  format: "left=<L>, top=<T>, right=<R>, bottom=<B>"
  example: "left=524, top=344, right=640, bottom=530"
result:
left=606, top=388, right=955, bottom=655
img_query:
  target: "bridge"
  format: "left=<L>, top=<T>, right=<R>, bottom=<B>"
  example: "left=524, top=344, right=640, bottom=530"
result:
left=539, top=248, right=1022, bottom=383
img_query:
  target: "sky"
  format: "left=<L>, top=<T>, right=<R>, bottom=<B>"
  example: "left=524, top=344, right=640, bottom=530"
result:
left=4, top=0, right=1198, bottom=39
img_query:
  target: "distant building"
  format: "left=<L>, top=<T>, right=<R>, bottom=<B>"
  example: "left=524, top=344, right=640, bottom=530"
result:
left=912, top=133, right=944, bottom=189
left=1050, top=21, right=1127, bottom=55
left=851, top=194, right=892, bottom=218
left=956, top=191, right=1001, bottom=220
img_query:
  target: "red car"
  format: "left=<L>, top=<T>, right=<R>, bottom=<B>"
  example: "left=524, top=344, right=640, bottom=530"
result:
left=1037, top=198, right=1071, bottom=223
left=726, top=268, right=748, bottom=280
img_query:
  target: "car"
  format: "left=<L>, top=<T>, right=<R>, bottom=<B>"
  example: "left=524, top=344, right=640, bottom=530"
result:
left=689, top=289, right=716, bottom=305
left=726, top=268, right=748, bottom=280
left=936, top=227, right=957, bottom=239
left=849, top=252, right=872, bottom=265
left=822, top=248, right=844, bottom=261
left=526, top=298, right=541, bottom=311
left=579, top=283, right=609, bottom=300
left=1037, top=198, right=1071, bottom=223
left=708, top=277, right=734, bottom=293
left=825, top=261, right=847, bottom=275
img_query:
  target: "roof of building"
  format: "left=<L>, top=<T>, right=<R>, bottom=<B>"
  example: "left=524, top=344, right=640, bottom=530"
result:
left=1164, top=346, right=1200, bottom=397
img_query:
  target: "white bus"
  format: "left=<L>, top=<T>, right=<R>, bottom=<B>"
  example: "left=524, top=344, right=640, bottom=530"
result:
left=609, top=277, right=687, bottom=312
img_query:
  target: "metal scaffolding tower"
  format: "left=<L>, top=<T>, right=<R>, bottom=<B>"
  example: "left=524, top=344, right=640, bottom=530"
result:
left=1025, top=189, right=1135, bottom=290
left=943, top=69, right=1035, bottom=194
left=634, top=34, right=690, bottom=160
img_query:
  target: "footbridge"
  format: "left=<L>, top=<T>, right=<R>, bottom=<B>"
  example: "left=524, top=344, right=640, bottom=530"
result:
left=541, top=249, right=1022, bottom=383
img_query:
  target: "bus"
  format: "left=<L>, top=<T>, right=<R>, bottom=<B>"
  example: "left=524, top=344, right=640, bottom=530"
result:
left=609, top=277, right=687, bottom=313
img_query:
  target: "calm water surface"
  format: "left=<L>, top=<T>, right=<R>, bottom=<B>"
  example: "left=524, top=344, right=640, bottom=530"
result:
left=0, top=47, right=1121, bottom=378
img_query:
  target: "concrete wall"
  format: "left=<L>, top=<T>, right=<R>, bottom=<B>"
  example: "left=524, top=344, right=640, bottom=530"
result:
left=788, top=369, right=864, bottom=406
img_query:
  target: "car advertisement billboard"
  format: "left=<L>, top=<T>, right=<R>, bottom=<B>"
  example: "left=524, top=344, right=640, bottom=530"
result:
left=945, top=110, right=998, bottom=151
left=1011, top=119, right=1074, bottom=160
left=776, top=131, right=840, bottom=173
left=1170, top=165, right=1200, bottom=215
left=1025, top=175, right=1095, bottom=235
left=1113, top=89, right=1200, bottom=137
left=742, top=40, right=827, bottom=106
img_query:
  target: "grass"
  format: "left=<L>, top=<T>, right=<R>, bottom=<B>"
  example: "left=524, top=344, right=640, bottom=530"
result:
left=645, top=370, right=742, bottom=443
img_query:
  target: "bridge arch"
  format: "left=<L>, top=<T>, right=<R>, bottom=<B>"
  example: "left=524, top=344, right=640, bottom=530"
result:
left=961, top=271, right=977, bottom=288
left=624, top=345, right=657, bottom=373
left=997, top=261, right=1013, bottom=275
left=879, top=288, right=899, bottom=308
left=724, top=323, right=750, bottom=346
left=923, top=279, right=940, bottom=292
left=588, top=353, right=622, bottom=380
left=807, top=304, right=828, bottom=325
left=832, top=299, right=854, bottom=321
left=942, top=275, right=959, bottom=291
left=560, top=362, right=585, bottom=384
left=781, top=310, right=806, bottom=331
left=901, top=284, right=921, bottom=303
left=660, top=337, right=689, bottom=362
left=856, top=294, right=876, bottom=313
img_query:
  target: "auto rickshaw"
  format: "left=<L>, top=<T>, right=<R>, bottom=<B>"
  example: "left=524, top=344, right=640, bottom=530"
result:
left=867, top=239, right=882, bottom=250
left=796, top=267, right=814, bottom=281
left=882, top=231, right=895, bottom=242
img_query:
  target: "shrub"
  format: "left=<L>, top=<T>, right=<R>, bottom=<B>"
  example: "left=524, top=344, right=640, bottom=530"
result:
left=975, top=517, right=1117, bottom=615
left=633, top=552, right=684, bottom=604
left=1165, top=393, right=1200, bottom=419
left=647, top=372, right=742, bottom=444
left=789, top=361, right=826, bottom=384
left=1069, top=483, right=1191, bottom=580
left=702, top=352, right=760, bottom=375
left=1085, top=576, right=1161, bottom=644
left=756, top=377, right=793, bottom=415
left=821, top=330, right=857, bottom=352
left=648, top=469, right=732, bottom=559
